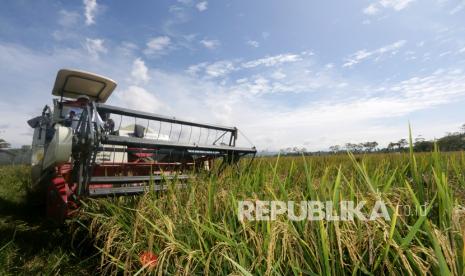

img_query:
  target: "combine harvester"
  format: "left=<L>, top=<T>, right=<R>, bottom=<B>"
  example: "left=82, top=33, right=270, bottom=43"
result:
left=28, top=69, right=256, bottom=221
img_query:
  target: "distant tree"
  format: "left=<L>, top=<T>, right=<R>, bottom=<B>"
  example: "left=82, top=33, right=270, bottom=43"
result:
left=398, top=139, right=408, bottom=149
left=415, top=136, right=425, bottom=143
left=461, top=123, right=465, bottom=133
left=344, top=143, right=365, bottom=153
left=437, top=133, right=465, bottom=151
left=387, top=142, right=397, bottom=152
left=344, top=143, right=350, bottom=151
left=292, top=147, right=307, bottom=154
left=278, top=146, right=307, bottom=155
left=345, top=143, right=357, bottom=152
left=414, top=139, right=433, bottom=152
left=329, top=145, right=341, bottom=153
left=0, top=138, right=10, bottom=149
left=363, top=141, right=378, bottom=152
left=445, top=131, right=460, bottom=137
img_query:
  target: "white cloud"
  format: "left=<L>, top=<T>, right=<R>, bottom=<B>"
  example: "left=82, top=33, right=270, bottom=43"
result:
left=230, top=72, right=331, bottom=96
left=205, top=61, right=235, bottom=78
left=363, top=4, right=380, bottom=15
left=378, top=40, right=406, bottom=53
left=390, top=71, right=465, bottom=100
left=439, top=51, right=451, bottom=57
left=187, top=53, right=305, bottom=81
left=246, top=77, right=269, bottom=95
left=187, top=61, right=235, bottom=78
left=179, top=52, right=465, bottom=149
left=58, top=10, right=80, bottom=27
left=458, top=46, right=465, bottom=54
left=168, top=4, right=190, bottom=24
left=131, top=58, right=150, bottom=84
left=117, top=85, right=162, bottom=113
left=186, top=52, right=326, bottom=92
left=246, top=40, right=260, bottom=48
left=84, top=38, right=107, bottom=57
left=242, top=70, right=465, bottom=149
left=200, top=39, right=220, bottom=49
left=343, top=50, right=372, bottom=67
left=343, top=40, right=406, bottom=67
left=186, top=62, right=208, bottom=75
left=117, top=42, right=139, bottom=56
left=242, top=54, right=301, bottom=68
left=380, top=0, right=415, bottom=10
left=196, top=1, right=208, bottom=11
left=363, top=0, right=414, bottom=15
left=450, top=1, right=465, bottom=14
left=144, top=36, right=171, bottom=56
left=271, top=70, right=286, bottom=80
left=83, top=0, right=98, bottom=25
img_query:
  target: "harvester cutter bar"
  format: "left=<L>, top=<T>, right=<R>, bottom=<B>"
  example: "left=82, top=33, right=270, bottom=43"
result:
left=88, top=183, right=187, bottom=197
left=90, top=174, right=190, bottom=183
left=97, top=146, right=224, bottom=158
left=102, top=135, right=256, bottom=155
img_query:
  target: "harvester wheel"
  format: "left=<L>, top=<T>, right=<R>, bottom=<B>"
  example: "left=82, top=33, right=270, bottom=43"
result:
left=46, top=176, right=69, bottom=223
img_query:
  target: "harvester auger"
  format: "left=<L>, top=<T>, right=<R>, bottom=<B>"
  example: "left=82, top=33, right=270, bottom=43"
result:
left=28, top=69, right=256, bottom=222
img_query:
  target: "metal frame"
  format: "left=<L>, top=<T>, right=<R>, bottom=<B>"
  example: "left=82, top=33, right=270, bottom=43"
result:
left=66, top=101, right=256, bottom=197
left=97, top=103, right=237, bottom=134
left=102, top=135, right=255, bottom=154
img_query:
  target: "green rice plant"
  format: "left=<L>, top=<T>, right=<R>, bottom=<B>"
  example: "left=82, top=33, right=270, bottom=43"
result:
left=71, top=151, right=465, bottom=275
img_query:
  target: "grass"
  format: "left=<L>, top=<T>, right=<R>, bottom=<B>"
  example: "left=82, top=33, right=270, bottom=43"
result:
left=0, top=165, right=93, bottom=275
left=1, top=150, right=465, bottom=275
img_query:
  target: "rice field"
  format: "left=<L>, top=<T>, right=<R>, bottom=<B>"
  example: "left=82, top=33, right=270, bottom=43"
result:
left=75, top=147, right=465, bottom=275
left=1, top=148, right=465, bottom=275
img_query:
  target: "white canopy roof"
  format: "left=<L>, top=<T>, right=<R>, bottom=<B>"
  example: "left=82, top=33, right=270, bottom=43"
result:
left=52, top=69, right=117, bottom=103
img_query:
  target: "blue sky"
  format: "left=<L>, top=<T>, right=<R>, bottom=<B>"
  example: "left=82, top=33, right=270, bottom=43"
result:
left=1, top=0, right=465, bottom=151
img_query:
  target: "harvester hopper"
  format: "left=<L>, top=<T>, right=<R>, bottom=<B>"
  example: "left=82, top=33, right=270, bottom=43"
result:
left=28, top=69, right=256, bottom=221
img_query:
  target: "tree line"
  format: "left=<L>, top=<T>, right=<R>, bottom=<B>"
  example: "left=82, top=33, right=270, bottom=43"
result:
left=329, top=124, right=465, bottom=154
left=274, top=124, right=465, bottom=156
